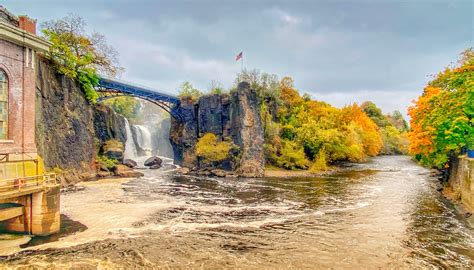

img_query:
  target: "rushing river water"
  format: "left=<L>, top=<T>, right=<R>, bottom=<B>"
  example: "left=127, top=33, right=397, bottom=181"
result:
left=0, top=156, right=473, bottom=269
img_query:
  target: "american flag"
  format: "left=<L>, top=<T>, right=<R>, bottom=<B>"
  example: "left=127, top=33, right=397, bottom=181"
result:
left=235, top=51, right=243, bottom=61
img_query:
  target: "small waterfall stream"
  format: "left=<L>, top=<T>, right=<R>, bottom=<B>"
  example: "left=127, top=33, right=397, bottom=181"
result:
left=123, top=118, right=138, bottom=159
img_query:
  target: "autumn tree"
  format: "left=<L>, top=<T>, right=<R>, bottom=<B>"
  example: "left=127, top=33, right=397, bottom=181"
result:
left=408, top=48, right=473, bottom=168
left=196, top=133, right=234, bottom=163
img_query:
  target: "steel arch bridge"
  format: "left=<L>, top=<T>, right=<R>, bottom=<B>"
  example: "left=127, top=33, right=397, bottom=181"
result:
left=95, top=77, right=182, bottom=120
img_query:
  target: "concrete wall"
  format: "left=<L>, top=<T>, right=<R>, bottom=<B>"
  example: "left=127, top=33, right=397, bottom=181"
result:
left=0, top=186, right=60, bottom=235
left=448, top=156, right=474, bottom=211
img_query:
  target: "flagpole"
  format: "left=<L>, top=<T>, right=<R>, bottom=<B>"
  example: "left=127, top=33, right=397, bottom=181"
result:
left=241, top=53, right=243, bottom=72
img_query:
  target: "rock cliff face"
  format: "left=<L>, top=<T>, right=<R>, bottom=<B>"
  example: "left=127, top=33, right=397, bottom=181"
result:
left=94, top=104, right=127, bottom=147
left=36, top=58, right=127, bottom=185
left=170, top=82, right=264, bottom=177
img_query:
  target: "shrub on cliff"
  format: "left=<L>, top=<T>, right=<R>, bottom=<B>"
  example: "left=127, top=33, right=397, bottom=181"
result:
left=178, top=81, right=203, bottom=100
left=42, top=14, right=123, bottom=103
left=196, top=133, right=234, bottom=163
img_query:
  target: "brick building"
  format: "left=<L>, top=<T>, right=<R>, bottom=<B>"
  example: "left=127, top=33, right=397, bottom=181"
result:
left=0, top=6, right=49, bottom=161
left=0, top=6, right=59, bottom=236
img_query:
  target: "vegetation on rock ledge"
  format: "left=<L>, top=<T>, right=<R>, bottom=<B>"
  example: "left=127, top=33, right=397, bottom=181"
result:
left=196, top=133, right=235, bottom=164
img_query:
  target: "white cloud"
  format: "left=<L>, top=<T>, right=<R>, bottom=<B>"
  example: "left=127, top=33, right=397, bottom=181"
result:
left=111, top=39, right=237, bottom=93
left=308, top=89, right=420, bottom=118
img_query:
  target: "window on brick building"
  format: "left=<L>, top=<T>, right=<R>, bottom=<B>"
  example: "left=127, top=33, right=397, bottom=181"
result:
left=0, top=69, right=8, bottom=140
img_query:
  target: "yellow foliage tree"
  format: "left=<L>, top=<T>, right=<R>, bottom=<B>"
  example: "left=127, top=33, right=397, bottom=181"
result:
left=196, top=133, right=233, bottom=163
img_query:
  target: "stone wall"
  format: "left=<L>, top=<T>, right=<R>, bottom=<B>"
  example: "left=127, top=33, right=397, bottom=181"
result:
left=35, top=58, right=127, bottom=185
left=170, top=82, right=265, bottom=177
left=448, top=156, right=474, bottom=211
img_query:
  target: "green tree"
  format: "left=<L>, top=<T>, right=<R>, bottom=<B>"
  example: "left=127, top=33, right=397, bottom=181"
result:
left=103, top=97, right=141, bottom=120
left=361, top=101, right=390, bottom=127
left=386, top=110, right=409, bottom=132
left=178, top=81, right=203, bottom=100
left=42, top=14, right=122, bottom=103
left=208, top=80, right=225, bottom=95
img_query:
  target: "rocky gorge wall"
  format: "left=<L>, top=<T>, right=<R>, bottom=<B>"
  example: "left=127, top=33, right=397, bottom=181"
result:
left=170, top=82, right=265, bottom=177
left=35, top=58, right=127, bottom=185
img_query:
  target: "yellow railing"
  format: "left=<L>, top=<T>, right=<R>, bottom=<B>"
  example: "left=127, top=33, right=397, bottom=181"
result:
left=0, top=173, right=57, bottom=193
left=0, top=154, right=57, bottom=194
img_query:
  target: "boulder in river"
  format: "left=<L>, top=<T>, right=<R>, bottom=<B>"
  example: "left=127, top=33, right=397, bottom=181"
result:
left=113, top=165, right=144, bottom=178
left=149, top=164, right=161, bottom=170
left=211, top=169, right=228, bottom=177
left=123, top=159, right=138, bottom=168
left=177, top=167, right=190, bottom=175
left=144, top=156, right=163, bottom=167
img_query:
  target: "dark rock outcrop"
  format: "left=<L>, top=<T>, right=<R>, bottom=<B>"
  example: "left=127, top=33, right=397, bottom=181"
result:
left=36, top=58, right=97, bottom=185
left=93, top=104, right=127, bottom=147
left=170, top=82, right=264, bottom=177
left=35, top=58, right=129, bottom=185
left=123, top=159, right=138, bottom=168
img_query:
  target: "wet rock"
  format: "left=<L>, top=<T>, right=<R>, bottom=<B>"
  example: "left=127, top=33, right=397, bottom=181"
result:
left=61, top=185, right=86, bottom=193
left=123, top=159, right=138, bottom=168
left=144, top=156, right=163, bottom=167
left=149, top=164, right=161, bottom=170
left=163, top=164, right=177, bottom=170
left=177, top=167, right=190, bottom=175
left=97, top=171, right=112, bottom=178
left=211, top=169, right=228, bottom=177
left=113, top=165, right=144, bottom=178
left=197, top=170, right=211, bottom=176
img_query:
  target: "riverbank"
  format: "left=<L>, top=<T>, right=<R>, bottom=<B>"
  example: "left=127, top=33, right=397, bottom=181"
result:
left=0, top=175, right=166, bottom=257
left=264, top=165, right=339, bottom=178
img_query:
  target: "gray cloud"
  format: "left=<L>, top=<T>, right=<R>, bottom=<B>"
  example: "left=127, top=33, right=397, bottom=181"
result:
left=3, top=0, right=472, bottom=116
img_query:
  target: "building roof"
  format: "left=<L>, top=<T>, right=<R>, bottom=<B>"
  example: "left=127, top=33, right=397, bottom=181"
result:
left=0, top=5, right=19, bottom=27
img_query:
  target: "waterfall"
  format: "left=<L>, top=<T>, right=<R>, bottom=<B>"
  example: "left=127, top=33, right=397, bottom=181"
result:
left=133, top=125, right=153, bottom=156
left=123, top=118, right=138, bottom=159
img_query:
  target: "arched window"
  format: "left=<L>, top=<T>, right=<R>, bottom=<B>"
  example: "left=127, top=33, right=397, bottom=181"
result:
left=0, top=70, right=8, bottom=140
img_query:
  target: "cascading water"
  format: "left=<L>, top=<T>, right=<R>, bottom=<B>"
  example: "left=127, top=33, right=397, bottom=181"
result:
left=133, top=125, right=153, bottom=156
left=123, top=118, right=138, bottom=159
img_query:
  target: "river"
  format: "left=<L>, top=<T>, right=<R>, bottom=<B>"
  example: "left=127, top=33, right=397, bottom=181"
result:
left=0, top=156, right=473, bottom=269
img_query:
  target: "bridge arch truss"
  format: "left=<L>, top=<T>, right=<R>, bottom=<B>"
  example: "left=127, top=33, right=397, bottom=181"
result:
left=95, top=78, right=182, bottom=120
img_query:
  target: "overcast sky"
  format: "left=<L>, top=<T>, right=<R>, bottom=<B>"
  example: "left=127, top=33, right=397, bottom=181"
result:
left=4, top=0, right=473, bottom=116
